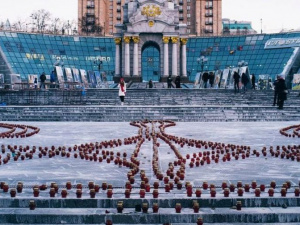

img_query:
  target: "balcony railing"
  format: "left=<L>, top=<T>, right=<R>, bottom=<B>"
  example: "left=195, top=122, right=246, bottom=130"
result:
left=205, top=21, right=213, bottom=25
left=86, top=13, right=95, bottom=17
left=87, top=5, right=95, bottom=9
left=205, top=5, right=213, bottom=9
left=205, top=13, right=213, bottom=17
left=204, top=29, right=213, bottom=33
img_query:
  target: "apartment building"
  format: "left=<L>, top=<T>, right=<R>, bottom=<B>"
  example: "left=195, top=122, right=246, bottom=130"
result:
left=78, top=0, right=222, bottom=36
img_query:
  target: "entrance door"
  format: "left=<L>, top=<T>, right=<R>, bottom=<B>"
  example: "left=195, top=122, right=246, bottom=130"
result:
left=141, top=42, right=160, bottom=82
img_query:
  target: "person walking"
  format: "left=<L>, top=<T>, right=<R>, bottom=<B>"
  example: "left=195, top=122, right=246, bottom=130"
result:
left=40, top=72, right=46, bottom=89
left=233, top=71, right=240, bottom=93
left=148, top=79, right=153, bottom=88
left=241, top=73, right=249, bottom=92
left=202, top=71, right=209, bottom=88
left=175, top=75, right=181, bottom=88
left=118, top=78, right=126, bottom=106
left=251, top=74, right=256, bottom=89
left=277, top=75, right=287, bottom=110
left=167, top=75, right=172, bottom=88
left=273, top=75, right=280, bottom=106
left=209, top=72, right=215, bottom=88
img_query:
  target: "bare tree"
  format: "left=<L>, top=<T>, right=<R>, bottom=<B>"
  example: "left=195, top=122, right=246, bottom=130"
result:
left=49, top=18, right=61, bottom=34
left=12, top=20, right=25, bottom=31
left=30, top=9, right=51, bottom=33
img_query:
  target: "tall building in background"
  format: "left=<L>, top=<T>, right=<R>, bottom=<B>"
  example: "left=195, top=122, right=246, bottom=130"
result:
left=78, top=0, right=222, bottom=36
left=180, top=0, right=222, bottom=36
left=78, top=0, right=125, bottom=36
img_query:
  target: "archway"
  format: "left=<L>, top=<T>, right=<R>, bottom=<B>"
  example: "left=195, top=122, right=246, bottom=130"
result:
left=141, top=41, right=160, bottom=82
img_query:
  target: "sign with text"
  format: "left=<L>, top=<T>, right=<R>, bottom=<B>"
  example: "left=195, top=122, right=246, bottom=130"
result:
left=264, top=38, right=300, bottom=49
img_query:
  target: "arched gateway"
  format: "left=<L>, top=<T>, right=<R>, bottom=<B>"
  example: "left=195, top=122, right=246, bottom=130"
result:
left=114, top=0, right=188, bottom=83
left=141, top=41, right=160, bottom=82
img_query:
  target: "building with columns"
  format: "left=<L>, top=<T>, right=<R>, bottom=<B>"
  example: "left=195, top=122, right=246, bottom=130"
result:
left=78, top=0, right=222, bottom=36
left=114, top=0, right=189, bottom=82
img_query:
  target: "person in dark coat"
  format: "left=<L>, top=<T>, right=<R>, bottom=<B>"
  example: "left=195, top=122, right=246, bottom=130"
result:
left=251, top=74, right=256, bottom=89
left=233, top=71, right=240, bottom=93
left=273, top=75, right=280, bottom=106
left=208, top=72, right=215, bottom=88
left=148, top=79, right=153, bottom=88
left=167, top=75, right=172, bottom=88
left=202, top=71, right=209, bottom=88
left=40, top=72, right=46, bottom=89
left=175, top=76, right=181, bottom=88
left=241, top=73, right=249, bottom=92
left=276, top=75, right=287, bottom=110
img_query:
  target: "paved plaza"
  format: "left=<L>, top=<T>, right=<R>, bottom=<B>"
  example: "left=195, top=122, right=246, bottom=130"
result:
left=1, top=120, right=299, bottom=190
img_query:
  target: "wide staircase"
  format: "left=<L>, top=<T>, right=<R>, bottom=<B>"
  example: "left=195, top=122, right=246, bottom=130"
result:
left=1, top=88, right=300, bottom=224
left=0, top=88, right=300, bottom=122
left=0, top=195, right=300, bottom=224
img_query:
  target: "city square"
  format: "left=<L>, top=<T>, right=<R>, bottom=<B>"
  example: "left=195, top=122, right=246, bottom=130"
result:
left=0, top=0, right=300, bottom=224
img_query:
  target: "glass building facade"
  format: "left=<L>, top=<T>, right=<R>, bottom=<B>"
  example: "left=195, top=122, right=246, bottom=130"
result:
left=0, top=31, right=300, bottom=83
left=0, top=32, right=115, bottom=81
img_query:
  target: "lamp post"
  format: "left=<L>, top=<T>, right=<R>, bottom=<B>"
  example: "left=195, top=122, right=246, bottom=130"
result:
left=237, top=60, right=248, bottom=69
left=260, top=18, right=262, bottom=34
left=197, top=56, right=208, bottom=73
left=94, top=58, right=103, bottom=74
left=237, top=60, right=248, bottom=76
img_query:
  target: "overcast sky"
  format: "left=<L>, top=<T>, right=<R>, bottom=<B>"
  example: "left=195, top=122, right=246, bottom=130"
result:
left=0, top=0, right=299, bottom=33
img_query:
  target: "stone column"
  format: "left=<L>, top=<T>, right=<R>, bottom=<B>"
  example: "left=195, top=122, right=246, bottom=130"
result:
left=171, top=37, right=178, bottom=77
left=114, top=38, right=122, bottom=77
left=124, top=36, right=131, bottom=77
left=132, top=36, right=140, bottom=77
left=181, top=38, right=188, bottom=77
left=162, top=36, right=170, bottom=77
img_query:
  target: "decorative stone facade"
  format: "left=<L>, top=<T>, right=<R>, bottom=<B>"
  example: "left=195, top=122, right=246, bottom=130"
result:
left=114, top=0, right=189, bottom=82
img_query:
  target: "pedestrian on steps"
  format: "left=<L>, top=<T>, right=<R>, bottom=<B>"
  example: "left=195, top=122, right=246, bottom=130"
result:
left=118, top=78, right=126, bottom=106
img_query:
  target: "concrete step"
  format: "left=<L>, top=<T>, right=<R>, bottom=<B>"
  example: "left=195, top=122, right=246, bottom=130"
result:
left=1, top=89, right=300, bottom=106
left=0, top=207, right=299, bottom=224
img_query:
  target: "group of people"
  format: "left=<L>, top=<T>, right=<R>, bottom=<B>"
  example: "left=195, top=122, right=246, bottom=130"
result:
left=148, top=75, right=181, bottom=89
left=116, top=74, right=289, bottom=110
left=35, top=71, right=56, bottom=89
left=273, top=75, right=288, bottom=109
left=233, top=71, right=256, bottom=93
left=201, top=72, right=216, bottom=88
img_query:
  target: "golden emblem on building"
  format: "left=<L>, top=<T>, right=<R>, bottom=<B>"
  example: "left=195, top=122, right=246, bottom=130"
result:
left=141, top=5, right=161, bottom=17
left=148, top=20, right=155, bottom=27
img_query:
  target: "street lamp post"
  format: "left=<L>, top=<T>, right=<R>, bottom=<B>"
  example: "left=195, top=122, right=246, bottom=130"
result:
left=94, top=58, right=103, bottom=74
left=237, top=60, right=248, bottom=69
left=197, top=56, right=208, bottom=73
